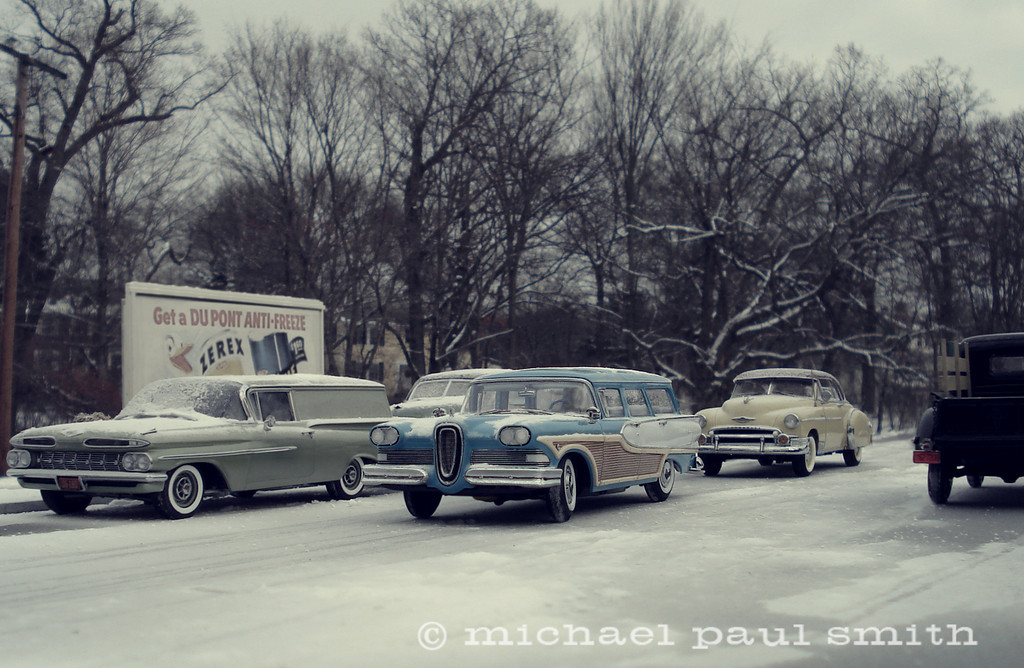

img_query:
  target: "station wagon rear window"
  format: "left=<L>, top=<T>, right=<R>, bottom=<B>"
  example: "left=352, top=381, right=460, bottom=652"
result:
left=624, top=389, right=651, bottom=416
left=646, top=387, right=675, bottom=415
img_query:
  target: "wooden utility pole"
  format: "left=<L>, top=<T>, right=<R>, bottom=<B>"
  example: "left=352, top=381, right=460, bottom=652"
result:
left=1, top=43, right=65, bottom=475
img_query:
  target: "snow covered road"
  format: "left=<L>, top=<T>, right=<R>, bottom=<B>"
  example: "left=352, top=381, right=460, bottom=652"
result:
left=3, top=432, right=1023, bottom=667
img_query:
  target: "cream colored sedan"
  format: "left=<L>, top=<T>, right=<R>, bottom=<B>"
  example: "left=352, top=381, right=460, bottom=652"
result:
left=696, top=368, right=872, bottom=477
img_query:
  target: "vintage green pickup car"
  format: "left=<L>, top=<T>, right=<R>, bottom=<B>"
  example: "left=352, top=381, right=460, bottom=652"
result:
left=5, top=374, right=390, bottom=518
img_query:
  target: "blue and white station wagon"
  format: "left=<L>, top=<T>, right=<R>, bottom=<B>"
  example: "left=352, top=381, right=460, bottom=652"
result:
left=362, top=367, right=703, bottom=522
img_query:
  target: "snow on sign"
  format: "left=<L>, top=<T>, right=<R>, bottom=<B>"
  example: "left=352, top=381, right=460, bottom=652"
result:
left=121, top=282, right=325, bottom=403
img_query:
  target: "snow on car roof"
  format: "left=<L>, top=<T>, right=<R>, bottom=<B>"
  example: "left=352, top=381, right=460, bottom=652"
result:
left=480, top=367, right=669, bottom=384
left=734, top=368, right=839, bottom=383
left=144, top=374, right=384, bottom=390
left=413, top=368, right=502, bottom=381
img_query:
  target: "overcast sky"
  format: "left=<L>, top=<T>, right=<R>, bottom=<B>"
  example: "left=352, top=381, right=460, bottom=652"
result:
left=181, top=0, right=1024, bottom=114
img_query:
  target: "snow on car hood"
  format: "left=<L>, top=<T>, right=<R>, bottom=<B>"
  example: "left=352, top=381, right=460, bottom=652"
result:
left=15, top=411, right=245, bottom=441
left=718, top=394, right=811, bottom=419
left=389, top=396, right=465, bottom=418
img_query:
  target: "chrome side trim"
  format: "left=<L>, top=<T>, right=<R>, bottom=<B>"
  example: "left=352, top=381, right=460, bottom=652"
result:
left=159, top=446, right=297, bottom=461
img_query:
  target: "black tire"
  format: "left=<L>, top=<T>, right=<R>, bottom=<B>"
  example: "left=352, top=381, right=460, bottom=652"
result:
left=702, top=456, right=723, bottom=476
left=404, top=489, right=442, bottom=519
left=326, top=458, right=365, bottom=500
left=966, top=474, right=984, bottom=488
left=644, top=459, right=675, bottom=502
left=547, top=458, right=578, bottom=522
left=156, top=464, right=205, bottom=519
left=757, top=457, right=774, bottom=467
left=233, top=490, right=257, bottom=499
left=843, top=446, right=863, bottom=467
left=927, top=463, right=952, bottom=504
left=792, top=435, right=817, bottom=477
left=40, top=490, right=92, bottom=515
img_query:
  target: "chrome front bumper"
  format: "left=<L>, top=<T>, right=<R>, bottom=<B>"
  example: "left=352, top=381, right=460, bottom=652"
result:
left=698, top=435, right=811, bottom=456
left=362, top=463, right=562, bottom=488
left=362, top=464, right=430, bottom=486
left=463, top=464, right=562, bottom=488
left=8, top=468, right=169, bottom=488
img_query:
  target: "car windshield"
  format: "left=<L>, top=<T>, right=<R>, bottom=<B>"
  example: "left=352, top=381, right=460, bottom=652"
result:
left=117, top=378, right=248, bottom=420
left=732, top=378, right=814, bottom=399
left=464, top=379, right=595, bottom=415
left=406, top=380, right=448, bottom=400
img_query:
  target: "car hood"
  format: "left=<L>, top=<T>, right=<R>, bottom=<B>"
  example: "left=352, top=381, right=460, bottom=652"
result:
left=705, top=395, right=811, bottom=423
left=390, top=397, right=464, bottom=418
left=13, top=412, right=244, bottom=443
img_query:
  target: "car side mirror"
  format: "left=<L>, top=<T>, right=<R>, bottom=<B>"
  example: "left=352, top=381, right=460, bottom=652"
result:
left=585, top=406, right=601, bottom=422
left=264, top=415, right=277, bottom=431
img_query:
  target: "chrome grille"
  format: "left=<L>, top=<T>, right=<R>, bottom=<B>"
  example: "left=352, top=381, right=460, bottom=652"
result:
left=37, top=451, right=122, bottom=472
left=710, top=426, right=778, bottom=446
left=435, top=426, right=463, bottom=485
left=470, top=449, right=548, bottom=467
left=383, top=449, right=433, bottom=465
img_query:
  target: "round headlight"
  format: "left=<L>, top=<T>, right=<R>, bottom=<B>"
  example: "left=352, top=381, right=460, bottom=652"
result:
left=370, top=425, right=400, bottom=446
left=122, top=452, right=153, bottom=472
left=498, top=426, right=531, bottom=446
left=6, top=449, right=31, bottom=469
left=783, top=413, right=800, bottom=430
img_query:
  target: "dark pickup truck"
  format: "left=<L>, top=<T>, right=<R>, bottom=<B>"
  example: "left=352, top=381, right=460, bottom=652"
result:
left=914, top=333, right=1024, bottom=504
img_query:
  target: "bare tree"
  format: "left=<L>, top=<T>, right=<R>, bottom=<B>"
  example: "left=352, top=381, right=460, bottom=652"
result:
left=588, top=0, right=726, bottom=365
left=971, top=113, right=1024, bottom=331
left=364, top=0, right=570, bottom=378
left=199, top=22, right=391, bottom=376
left=0, top=0, right=216, bottom=421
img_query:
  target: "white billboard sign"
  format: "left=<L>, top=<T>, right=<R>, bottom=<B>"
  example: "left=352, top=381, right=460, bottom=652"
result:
left=121, top=282, right=325, bottom=402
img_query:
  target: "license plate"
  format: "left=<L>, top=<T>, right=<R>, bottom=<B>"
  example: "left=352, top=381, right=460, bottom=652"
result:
left=57, top=476, right=83, bottom=492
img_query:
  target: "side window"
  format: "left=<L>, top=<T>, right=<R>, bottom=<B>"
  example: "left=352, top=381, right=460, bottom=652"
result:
left=255, top=391, right=295, bottom=422
left=624, top=389, right=651, bottom=417
left=819, top=380, right=842, bottom=404
left=598, top=388, right=625, bottom=418
left=646, top=388, right=676, bottom=415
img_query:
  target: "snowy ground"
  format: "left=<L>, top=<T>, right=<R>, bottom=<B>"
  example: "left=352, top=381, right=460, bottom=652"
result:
left=3, top=431, right=1024, bottom=667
